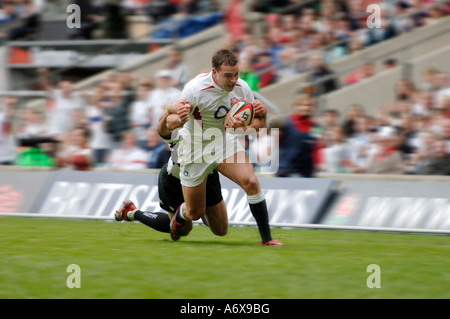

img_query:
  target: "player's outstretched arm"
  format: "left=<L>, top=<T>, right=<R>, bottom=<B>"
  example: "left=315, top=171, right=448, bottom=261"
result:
left=157, top=111, right=173, bottom=139
left=159, top=99, right=192, bottom=132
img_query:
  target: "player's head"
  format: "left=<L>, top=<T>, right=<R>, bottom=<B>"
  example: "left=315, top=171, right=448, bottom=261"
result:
left=211, top=49, right=239, bottom=92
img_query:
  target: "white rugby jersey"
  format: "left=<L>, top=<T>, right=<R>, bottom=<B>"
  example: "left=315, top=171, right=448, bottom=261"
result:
left=180, top=71, right=254, bottom=133
left=176, top=71, right=255, bottom=165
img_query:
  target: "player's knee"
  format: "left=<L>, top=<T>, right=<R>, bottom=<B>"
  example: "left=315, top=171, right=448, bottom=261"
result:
left=186, top=207, right=206, bottom=221
left=241, top=174, right=260, bottom=195
left=211, top=225, right=228, bottom=236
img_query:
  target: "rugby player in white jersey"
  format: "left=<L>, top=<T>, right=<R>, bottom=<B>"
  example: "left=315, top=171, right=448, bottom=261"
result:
left=168, top=49, right=282, bottom=246
left=116, top=95, right=281, bottom=245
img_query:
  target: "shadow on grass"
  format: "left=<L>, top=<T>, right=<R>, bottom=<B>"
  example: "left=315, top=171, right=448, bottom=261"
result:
left=155, top=237, right=265, bottom=248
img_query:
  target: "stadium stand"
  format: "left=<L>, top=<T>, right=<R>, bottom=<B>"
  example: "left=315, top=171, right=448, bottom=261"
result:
left=0, top=0, right=449, bottom=178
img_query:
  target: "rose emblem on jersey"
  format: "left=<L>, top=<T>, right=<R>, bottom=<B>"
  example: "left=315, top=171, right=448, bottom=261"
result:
left=230, top=97, right=239, bottom=106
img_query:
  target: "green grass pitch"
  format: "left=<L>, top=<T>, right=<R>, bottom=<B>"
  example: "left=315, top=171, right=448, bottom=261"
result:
left=0, top=217, right=448, bottom=299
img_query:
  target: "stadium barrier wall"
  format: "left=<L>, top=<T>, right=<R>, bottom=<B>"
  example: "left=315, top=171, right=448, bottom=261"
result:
left=0, top=169, right=449, bottom=234
left=321, top=180, right=450, bottom=232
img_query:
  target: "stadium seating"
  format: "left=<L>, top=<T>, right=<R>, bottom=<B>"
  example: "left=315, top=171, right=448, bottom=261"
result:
left=261, top=15, right=450, bottom=115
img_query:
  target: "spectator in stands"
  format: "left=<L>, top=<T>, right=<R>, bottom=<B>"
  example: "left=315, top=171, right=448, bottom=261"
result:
left=222, top=32, right=240, bottom=54
left=316, top=0, right=338, bottom=33
left=434, top=72, right=450, bottom=109
left=320, top=108, right=341, bottom=147
left=269, top=94, right=324, bottom=177
left=441, top=117, right=450, bottom=151
left=0, top=96, right=16, bottom=165
left=85, top=86, right=113, bottom=165
left=324, top=31, right=349, bottom=64
left=5, top=0, right=40, bottom=40
left=238, top=32, right=259, bottom=63
left=103, top=130, right=148, bottom=170
left=56, top=126, right=93, bottom=171
left=224, top=0, right=247, bottom=42
left=346, top=0, right=367, bottom=31
left=253, top=51, right=277, bottom=89
left=397, top=114, right=420, bottom=157
left=307, top=53, right=338, bottom=96
left=129, top=82, right=153, bottom=149
left=331, top=14, right=352, bottom=45
left=438, top=93, right=450, bottom=115
left=362, top=126, right=404, bottom=175
left=323, top=125, right=351, bottom=173
left=48, top=80, right=84, bottom=138
left=373, top=108, right=392, bottom=128
left=16, top=107, right=49, bottom=138
left=147, top=69, right=181, bottom=127
left=239, top=58, right=260, bottom=91
left=408, top=129, right=437, bottom=173
left=298, top=8, right=317, bottom=41
left=103, top=79, right=132, bottom=145
left=412, top=90, right=435, bottom=116
left=68, top=0, right=98, bottom=40
left=419, top=67, right=438, bottom=91
left=101, top=0, right=128, bottom=39
left=347, top=114, right=375, bottom=172
left=163, top=46, right=191, bottom=90
left=72, top=108, right=89, bottom=129
left=344, top=61, right=375, bottom=86
left=146, top=127, right=170, bottom=169
left=0, top=1, right=17, bottom=25
left=346, top=32, right=365, bottom=55
left=276, top=46, right=300, bottom=83
left=383, top=58, right=398, bottom=70
left=417, top=137, right=450, bottom=175
left=368, top=4, right=396, bottom=44
left=30, top=68, right=52, bottom=91
left=394, top=78, right=416, bottom=102
left=342, top=104, right=365, bottom=138
left=425, top=4, right=446, bottom=24
left=116, top=71, right=137, bottom=102
left=147, top=0, right=177, bottom=23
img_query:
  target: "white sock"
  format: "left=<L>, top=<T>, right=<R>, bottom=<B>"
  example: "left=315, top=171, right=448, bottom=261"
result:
left=247, top=192, right=265, bottom=204
left=127, top=209, right=137, bottom=220
left=178, top=203, right=190, bottom=221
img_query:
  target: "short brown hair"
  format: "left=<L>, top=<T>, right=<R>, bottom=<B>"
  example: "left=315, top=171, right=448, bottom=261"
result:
left=212, top=49, right=238, bottom=71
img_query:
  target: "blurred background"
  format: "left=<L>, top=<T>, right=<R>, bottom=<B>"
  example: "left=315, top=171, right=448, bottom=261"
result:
left=0, top=0, right=449, bottom=177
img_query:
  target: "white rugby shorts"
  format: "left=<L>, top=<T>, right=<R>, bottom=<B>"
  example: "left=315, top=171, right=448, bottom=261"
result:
left=178, top=132, right=245, bottom=187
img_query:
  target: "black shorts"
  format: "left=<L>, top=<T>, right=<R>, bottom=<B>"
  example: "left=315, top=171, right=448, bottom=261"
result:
left=158, top=162, right=223, bottom=213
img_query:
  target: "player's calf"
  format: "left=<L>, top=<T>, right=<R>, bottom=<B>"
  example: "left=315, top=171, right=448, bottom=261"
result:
left=170, top=203, right=193, bottom=241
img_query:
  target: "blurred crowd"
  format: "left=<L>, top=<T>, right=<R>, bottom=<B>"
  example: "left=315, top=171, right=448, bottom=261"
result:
left=0, top=0, right=449, bottom=176
left=0, top=0, right=41, bottom=41
left=266, top=68, right=450, bottom=176
left=221, top=0, right=450, bottom=90
left=1, top=63, right=449, bottom=176
left=0, top=46, right=192, bottom=171
left=0, top=0, right=221, bottom=41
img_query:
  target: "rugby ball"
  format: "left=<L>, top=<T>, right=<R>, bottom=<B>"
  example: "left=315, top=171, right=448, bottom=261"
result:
left=229, top=101, right=255, bottom=125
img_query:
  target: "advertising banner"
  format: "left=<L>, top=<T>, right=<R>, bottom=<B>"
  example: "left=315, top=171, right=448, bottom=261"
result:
left=321, top=181, right=450, bottom=231
left=31, top=170, right=161, bottom=218
left=28, top=170, right=338, bottom=226
left=0, top=171, right=52, bottom=214
left=220, top=177, right=338, bottom=225
left=2, top=169, right=449, bottom=233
